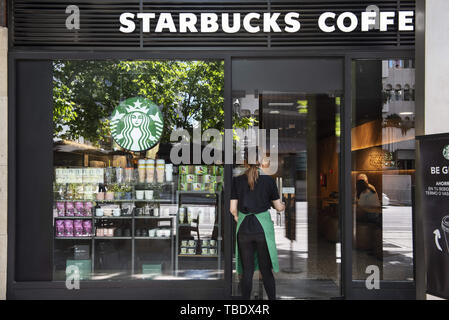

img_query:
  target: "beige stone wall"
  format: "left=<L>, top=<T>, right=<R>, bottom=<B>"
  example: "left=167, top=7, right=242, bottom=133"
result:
left=0, top=26, right=7, bottom=300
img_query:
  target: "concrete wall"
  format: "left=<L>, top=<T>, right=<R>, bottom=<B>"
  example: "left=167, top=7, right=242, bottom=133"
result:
left=0, top=26, right=7, bottom=300
left=424, top=0, right=449, bottom=135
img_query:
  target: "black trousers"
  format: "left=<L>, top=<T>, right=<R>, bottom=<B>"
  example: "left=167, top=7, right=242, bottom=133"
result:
left=238, top=231, right=276, bottom=300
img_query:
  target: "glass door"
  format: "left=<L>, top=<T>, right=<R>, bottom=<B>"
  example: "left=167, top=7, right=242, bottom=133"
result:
left=231, top=58, right=343, bottom=299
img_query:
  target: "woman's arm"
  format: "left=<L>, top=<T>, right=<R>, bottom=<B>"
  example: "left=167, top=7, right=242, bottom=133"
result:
left=230, top=199, right=239, bottom=222
left=272, top=199, right=285, bottom=212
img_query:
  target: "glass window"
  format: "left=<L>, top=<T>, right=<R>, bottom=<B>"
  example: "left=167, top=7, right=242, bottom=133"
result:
left=351, top=59, right=415, bottom=281
left=53, top=60, right=224, bottom=281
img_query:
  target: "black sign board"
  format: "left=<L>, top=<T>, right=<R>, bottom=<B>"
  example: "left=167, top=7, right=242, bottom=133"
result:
left=419, top=133, right=449, bottom=299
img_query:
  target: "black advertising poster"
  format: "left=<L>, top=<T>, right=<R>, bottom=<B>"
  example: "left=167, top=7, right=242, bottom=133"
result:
left=419, top=134, right=449, bottom=299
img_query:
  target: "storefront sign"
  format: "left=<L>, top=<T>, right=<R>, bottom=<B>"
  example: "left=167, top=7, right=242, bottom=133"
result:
left=419, top=134, right=449, bottom=299
left=119, top=11, right=414, bottom=34
left=110, top=97, right=163, bottom=152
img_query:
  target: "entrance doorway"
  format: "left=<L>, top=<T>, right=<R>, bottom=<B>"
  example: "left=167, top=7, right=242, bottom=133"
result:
left=231, top=58, right=343, bottom=299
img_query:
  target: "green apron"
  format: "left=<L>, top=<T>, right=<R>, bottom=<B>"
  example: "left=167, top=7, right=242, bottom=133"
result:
left=235, top=210, right=279, bottom=275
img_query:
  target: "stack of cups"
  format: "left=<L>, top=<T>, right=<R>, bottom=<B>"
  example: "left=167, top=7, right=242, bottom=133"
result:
left=179, top=207, right=186, bottom=224
left=156, top=159, right=165, bottom=183
left=105, top=167, right=115, bottom=184
left=146, top=159, right=155, bottom=183
left=138, top=159, right=146, bottom=183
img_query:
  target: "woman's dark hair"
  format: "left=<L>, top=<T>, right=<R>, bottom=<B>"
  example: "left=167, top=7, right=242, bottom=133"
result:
left=245, top=161, right=260, bottom=191
left=356, top=179, right=376, bottom=199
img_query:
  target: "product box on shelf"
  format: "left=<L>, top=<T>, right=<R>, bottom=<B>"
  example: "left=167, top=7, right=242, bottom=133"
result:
left=74, top=202, right=84, bottom=216
left=64, top=220, right=74, bottom=237
left=55, top=201, right=93, bottom=217
left=179, top=206, right=215, bottom=225
left=112, top=155, right=127, bottom=168
left=180, top=247, right=197, bottom=255
left=65, top=202, right=75, bottom=216
left=135, top=158, right=175, bottom=185
left=121, top=202, right=134, bottom=216
left=201, top=246, right=217, bottom=255
left=55, top=219, right=92, bottom=238
left=56, top=202, right=65, bottom=217
left=54, top=182, right=101, bottom=201
left=55, top=220, right=65, bottom=237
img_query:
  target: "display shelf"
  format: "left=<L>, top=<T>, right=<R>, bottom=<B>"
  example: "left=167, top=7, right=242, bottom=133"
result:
left=94, top=216, right=133, bottom=219
left=94, top=236, right=132, bottom=240
left=55, top=199, right=175, bottom=203
left=177, top=191, right=219, bottom=195
left=178, top=223, right=219, bottom=227
left=134, top=236, right=172, bottom=240
left=177, top=223, right=195, bottom=227
left=192, top=245, right=218, bottom=248
left=175, top=190, right=222, bottom=274
left=178, top=254, right=219, bottom=258
left=93, top=199, right=135, bottom=202
left=133, top=199, right=174, bottom=203
left=134, top=216, right=172, bottom=219
left=54, top=216, right=92, bottom=219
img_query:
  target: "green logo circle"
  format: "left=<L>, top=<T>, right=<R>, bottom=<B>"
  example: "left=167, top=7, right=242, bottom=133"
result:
left=110, top=97, right=163, bottom=152
left=443, top=145, right=449, bottom=160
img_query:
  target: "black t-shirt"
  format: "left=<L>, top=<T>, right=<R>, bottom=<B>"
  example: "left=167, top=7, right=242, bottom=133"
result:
left=231, top=172, right=280, bottom=234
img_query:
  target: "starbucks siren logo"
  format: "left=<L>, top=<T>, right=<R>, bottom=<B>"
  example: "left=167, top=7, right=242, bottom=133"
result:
left=443, top=145, right=449, bottom=160
left=111, top=97, right=163, bottom=152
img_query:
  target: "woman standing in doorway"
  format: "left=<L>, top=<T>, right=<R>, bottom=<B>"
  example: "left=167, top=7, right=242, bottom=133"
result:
left=230, top=158, right=285, bottom=300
